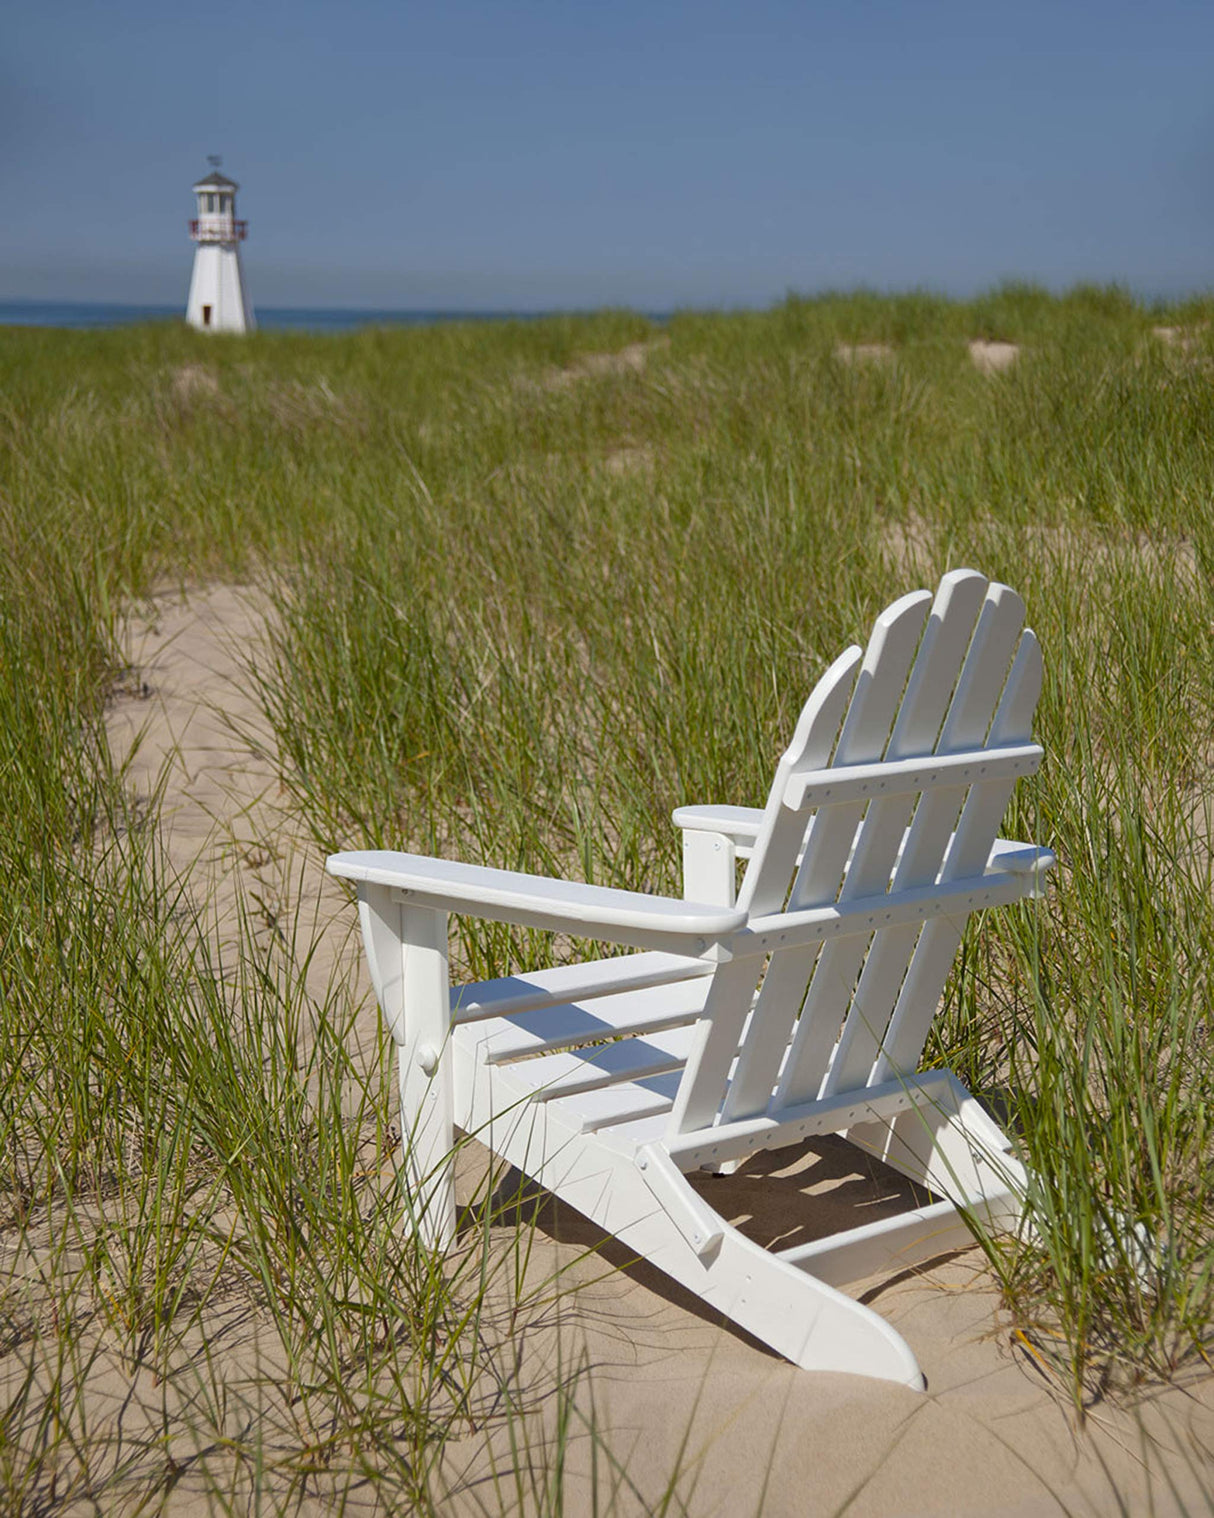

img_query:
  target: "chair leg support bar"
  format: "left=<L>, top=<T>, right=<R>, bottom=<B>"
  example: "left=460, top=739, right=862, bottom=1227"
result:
left=637, top=1143, right=725, bottom=1259
left=844, top=1072, right=1029, bottom=1232
left=775, top=1195, right=994, bottom=1286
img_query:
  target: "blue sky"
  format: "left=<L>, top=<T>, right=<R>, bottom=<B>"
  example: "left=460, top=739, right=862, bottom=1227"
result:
left=5, top=0, right=1213, bottom=309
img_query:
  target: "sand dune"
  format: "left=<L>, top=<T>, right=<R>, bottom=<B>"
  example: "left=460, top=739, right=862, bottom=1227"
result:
left=969, top=339, right=1020, bottom=373
left=102, top=585, right=1214, bottom=1514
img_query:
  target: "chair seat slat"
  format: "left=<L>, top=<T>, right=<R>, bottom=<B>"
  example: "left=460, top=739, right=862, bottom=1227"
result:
left=474, top=978, right=715, bottom=1064
left=515, top=1027, right=697, bottom=1102
left=450, top=950, right=711, bottom=1023
left=547, top=1075, right=682, bottom=1133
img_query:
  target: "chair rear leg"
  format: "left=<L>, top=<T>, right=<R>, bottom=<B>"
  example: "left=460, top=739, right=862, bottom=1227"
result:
left=845, top=1072, right=1028, bottom=1233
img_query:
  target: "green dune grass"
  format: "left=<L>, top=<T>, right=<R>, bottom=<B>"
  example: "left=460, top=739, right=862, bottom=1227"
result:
left=1, top=286, right=1212, bottom=1507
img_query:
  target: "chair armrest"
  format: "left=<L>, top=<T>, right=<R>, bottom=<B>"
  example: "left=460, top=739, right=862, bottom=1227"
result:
left=986, top=840, right=1056, bottom=891
left=671, top=806, right=768, bottom=908
left=327, top=850, right=745, bottom=955
left=671, top=804, right=766, bottom=848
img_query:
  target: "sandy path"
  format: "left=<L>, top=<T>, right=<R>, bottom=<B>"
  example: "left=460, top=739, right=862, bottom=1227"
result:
left=102, top=586, right=1213, bottom=1515
left=106, top=585, right=364, bottom=1020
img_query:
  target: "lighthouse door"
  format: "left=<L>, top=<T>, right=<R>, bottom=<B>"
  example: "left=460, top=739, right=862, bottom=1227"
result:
left=202, top=305, right=213, bottom=327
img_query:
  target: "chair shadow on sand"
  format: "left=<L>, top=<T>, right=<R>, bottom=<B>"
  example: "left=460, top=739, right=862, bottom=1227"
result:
left=473, top=1134, right=965, bottom=1359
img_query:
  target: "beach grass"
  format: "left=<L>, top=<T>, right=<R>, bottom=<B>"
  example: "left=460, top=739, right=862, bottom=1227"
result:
left=1, top=285, right=1212, bottom=1507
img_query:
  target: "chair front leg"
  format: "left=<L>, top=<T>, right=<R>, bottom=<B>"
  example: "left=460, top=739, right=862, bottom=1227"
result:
left=682, top=828, right=737, bottom=907
left=356, top=883, right=456, bottom=1249
left=397, top=904, right=456, bottom=1249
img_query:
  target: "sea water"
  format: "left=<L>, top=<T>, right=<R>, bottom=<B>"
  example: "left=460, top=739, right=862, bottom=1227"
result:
left=0, top=301, right=554, bottom=332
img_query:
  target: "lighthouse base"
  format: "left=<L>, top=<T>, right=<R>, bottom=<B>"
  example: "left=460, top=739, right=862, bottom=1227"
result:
left=186, top=244, right=255, bottom=334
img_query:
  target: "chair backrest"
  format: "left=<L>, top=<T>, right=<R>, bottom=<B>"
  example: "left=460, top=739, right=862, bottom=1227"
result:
left=667, top=569, right=1043, bottom=1138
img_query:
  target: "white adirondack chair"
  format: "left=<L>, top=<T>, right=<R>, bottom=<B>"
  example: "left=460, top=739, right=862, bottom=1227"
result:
left=328, top=570, right=1054, bottom=1389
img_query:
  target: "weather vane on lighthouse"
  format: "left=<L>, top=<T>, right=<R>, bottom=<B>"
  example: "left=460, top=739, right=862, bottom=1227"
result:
left=186, top=158, right=255, bottom=334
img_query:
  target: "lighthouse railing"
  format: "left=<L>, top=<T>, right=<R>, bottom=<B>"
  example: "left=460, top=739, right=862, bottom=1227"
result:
left=189, top=220, right=249, bottom=242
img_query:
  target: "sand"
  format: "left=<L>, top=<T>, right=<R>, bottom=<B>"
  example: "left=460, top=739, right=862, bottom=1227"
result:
left=105, top=585, right=372, bottom=1036
left=537, top=338, right=671, bottom=392
left=834, top=343, right=895, bottom=364
left=99, top=585, right=1213, bottom=1514
left=969, top=340, right=1020, bottom=374
left=1152, top=325, right=1207, bottom=350
left=833, top=341, right=1022, bottom=372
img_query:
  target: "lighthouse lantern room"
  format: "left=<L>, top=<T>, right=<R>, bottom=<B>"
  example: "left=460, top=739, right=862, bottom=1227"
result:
left=186, top=160, right=255, bottom=334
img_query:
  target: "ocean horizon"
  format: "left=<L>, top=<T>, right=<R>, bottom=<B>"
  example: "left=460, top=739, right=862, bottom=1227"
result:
left=0, top=299, right=673, bottom=333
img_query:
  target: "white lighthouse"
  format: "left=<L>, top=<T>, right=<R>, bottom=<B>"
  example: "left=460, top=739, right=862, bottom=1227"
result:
left=186, top=160, right=255, bottom=334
